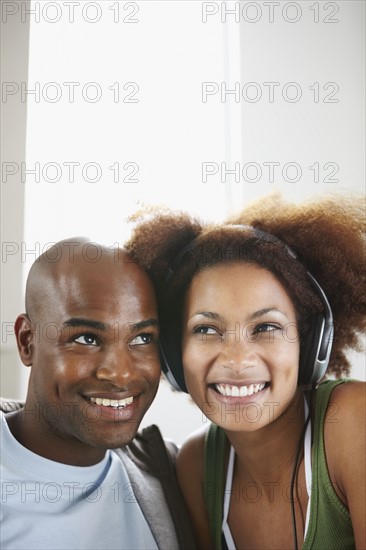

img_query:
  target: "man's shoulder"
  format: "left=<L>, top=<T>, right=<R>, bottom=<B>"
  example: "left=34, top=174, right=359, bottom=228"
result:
left=118, top=425, right=195, bottom=549
left=116, top=423, right=178, bottom=475
left=0, top=399, right=177, bottom=463
left=0, top=398, right=195, bottom=549
left=0, top=399, right=177, bottom=472
left=0, top=398, right=23, bottom=414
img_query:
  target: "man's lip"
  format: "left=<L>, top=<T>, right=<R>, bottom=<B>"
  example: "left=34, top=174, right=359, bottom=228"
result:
left=81, top=392, right=141, bottom=410
left=82, top=392, right=139, bottom=400
left=81, top=393, right=140, bottom=419
left=89, top=396, right=134, bottom=408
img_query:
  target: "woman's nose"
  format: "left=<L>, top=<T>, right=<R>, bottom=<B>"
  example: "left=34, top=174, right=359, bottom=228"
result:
left=218, top=327, right=258, bottom=372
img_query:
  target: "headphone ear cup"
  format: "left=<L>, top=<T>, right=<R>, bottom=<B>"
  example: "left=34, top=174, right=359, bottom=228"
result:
left=299, top=313, right=325, bottom=386
left=159, top=324, right=188, bottom=393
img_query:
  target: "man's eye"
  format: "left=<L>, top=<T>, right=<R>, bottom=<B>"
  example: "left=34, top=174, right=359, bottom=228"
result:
left=74, top=334, right=98, bottom=346
left=130, top=333, right=152, bottom=346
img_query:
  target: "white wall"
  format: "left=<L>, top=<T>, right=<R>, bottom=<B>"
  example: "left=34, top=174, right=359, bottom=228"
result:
left=143, top=1, right=366, bottom=442
left=1, top=0, right=30, bottom=399
left=1, top=1, right=364, bottom=444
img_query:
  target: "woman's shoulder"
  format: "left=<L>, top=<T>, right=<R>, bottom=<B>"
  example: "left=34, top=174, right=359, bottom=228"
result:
left=321, top=379, right=365, bottom=449
left=322, top=379, right=365, bottom=495
left=176, top=425, right=208, bottom=473
left=322, top=379, right=366, bottom=548
left=176, top=426, right=214, bottom=549
left=324, top=379, right=365, bottom=419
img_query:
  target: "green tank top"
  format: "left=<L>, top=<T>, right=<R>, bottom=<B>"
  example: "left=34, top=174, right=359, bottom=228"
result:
left=204, top=379, right=355, bottom=549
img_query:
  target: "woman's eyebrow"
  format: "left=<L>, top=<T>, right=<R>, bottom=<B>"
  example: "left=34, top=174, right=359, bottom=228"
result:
left=248, top=308, right=288, bottom=321
left=192, top=311, right=223, bottom=321
left=193, top=309, right=289, bottom=322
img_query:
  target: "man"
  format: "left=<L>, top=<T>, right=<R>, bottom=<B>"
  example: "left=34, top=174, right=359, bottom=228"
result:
left=0, top=239, right=194, bottom=550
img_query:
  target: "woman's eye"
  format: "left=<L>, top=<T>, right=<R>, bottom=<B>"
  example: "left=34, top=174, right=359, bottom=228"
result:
left=130, top=333, right=152, bottom=346
left=193, top=326, right=218, bottom=335
left=254, top=323, right=280, bottom=334
left=74, top=334, right=98, bottom=346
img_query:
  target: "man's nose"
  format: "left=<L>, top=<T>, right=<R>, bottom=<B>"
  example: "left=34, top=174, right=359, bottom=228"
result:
left=95, top=346, right=136, bottom=386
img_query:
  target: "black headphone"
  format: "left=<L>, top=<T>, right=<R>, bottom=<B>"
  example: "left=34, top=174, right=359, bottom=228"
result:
left=160, top=226, right=334, bottom=392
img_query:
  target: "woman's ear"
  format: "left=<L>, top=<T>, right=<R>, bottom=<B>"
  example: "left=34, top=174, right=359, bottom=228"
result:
left=14, top=314, right=34, bottom=366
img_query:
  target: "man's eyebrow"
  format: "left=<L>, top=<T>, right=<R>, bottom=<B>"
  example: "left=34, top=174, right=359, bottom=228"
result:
left=130, top=318, right=159, bottom=331
left=63, top=318, right=107, bottom=331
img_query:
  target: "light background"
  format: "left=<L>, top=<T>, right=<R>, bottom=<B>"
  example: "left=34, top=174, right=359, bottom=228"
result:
left=1, top=1, right=365, bottom=444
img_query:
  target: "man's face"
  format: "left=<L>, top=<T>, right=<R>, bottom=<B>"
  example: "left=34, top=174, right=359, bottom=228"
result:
left=17, top=253, right=160, bottom=463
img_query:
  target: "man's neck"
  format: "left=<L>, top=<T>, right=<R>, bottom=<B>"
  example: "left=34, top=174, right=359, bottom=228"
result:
left=5, top=410, right=108, bottom=466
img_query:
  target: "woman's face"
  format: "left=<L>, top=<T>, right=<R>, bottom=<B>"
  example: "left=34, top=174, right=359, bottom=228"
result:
left=182, top=262, right=300, bottom=432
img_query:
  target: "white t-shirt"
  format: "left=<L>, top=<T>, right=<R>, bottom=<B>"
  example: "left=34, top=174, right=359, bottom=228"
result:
left=0, top=411, right=158, bottom=550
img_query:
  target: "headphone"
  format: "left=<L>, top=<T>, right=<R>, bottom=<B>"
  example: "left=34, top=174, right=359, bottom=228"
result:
left=159, top=225, right=334, bottom=392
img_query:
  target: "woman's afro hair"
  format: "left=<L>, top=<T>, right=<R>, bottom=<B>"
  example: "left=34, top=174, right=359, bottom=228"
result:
left=126, top=194, right=365, bottom=378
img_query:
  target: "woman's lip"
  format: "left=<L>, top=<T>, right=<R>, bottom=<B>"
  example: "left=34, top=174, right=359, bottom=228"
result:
left=207, top=383, right=269, bottom=402
left=208, top=380, right=269, bottom=387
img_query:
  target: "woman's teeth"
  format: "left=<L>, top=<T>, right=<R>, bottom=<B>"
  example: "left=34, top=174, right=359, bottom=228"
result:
left=215, top=383, right=266, bottom=397
left=90, top=396, right=134, bottom=408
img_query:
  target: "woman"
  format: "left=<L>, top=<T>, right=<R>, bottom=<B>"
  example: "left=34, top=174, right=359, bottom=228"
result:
left=126, top=194, right=365, bottom=549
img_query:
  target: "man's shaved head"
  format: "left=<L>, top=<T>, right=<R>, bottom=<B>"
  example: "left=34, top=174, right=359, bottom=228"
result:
left=12, top=238, right=161, bottom=465
left=25, top=238, right=130, bottom=321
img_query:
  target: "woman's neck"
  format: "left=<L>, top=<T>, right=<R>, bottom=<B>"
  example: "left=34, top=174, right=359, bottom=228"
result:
left=225, top=390, right=306, bottom=485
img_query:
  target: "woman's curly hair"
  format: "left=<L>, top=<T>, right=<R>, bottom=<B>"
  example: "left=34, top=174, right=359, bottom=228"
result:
left=125, top=194, right=365, bottom=379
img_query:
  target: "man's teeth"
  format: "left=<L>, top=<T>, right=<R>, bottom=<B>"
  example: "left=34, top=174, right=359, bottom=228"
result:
left=89, top=396, right=134, bottom=408
left=215, top=383, right=265, bottom=397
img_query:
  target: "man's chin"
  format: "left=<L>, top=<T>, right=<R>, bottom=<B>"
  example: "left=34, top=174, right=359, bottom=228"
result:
left=88, top=424, right=141, bottom=450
